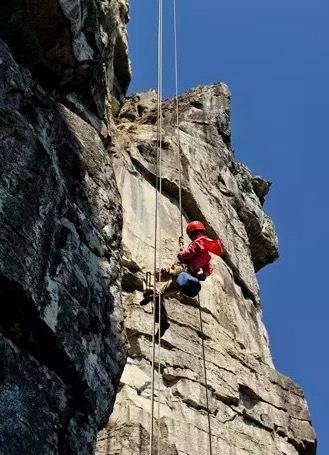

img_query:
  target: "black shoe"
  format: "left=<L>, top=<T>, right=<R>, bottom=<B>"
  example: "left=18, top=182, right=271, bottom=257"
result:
left=140, top=289, right=154, bottom=306
left=155, top=321, right=170, bottom=339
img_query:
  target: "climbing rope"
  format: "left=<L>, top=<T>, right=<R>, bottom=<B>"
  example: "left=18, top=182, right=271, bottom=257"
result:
left=172, top=16, right=213, bottom=454
left=197, top=295, right=213, bottom=455
left=149, top=0, right=163, bottom=454
left=156, top=1, right=164, bottom=453
left=149, top=2, right=213, bottom=455
left=173, top=0, right=184, bottom=249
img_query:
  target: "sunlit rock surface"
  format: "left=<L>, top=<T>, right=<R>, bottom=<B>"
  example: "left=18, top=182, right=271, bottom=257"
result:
left=0, top=0, right=316, bottom=453
left=96, top=86, right=316, bottom=455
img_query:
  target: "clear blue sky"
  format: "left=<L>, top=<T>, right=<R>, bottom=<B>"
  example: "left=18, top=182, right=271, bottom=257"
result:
left=128, top=0, right=328, bottom=452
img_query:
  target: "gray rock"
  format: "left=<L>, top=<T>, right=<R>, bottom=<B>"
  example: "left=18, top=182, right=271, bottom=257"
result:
left=119, top=90, right=158, bottom=122
left=0, top=1, right=316, bottom=453
left=0, top=0, right=131, bottom=121
left=97, top=422, right=179, bottom=455
left=96, top=84, right=316, bottom=455
left=114, top=84, right=278, bottom=303
left=0, top=39, right=127, bottom=454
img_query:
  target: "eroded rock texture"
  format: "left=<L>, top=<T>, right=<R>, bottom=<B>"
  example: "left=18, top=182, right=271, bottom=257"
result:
left=0, top=22, right=126, bottom=455
left=0, top=0, right=132, bottom=452
left=96, top=86, right=316, bottom=455
left=0, top=0, right=131, bottom=123
left=0, top=0, right=316, bottom=453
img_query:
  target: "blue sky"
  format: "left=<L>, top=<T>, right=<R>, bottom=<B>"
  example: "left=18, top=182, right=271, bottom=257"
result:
left=128, top=0, right=328, bottom=452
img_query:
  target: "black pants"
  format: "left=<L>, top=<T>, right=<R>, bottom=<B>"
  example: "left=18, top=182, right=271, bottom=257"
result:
left=154, top=293, right=168, bottom=325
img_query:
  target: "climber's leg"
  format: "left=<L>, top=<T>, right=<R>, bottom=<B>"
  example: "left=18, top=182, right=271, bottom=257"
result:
left=140, top=269, right=159, bottom=305
left=154, top=293, right=170, bottom=338
left=140, top=274, right=179, bottom=337
left=154, top=293, right=167, bottom=323
left=139, top=288, right=154, bottom=306
left=161, top=279, right=179, bottom=298
left=155, top=319, right=170, bottom=339
left=156, top=269, right=172, bottom=282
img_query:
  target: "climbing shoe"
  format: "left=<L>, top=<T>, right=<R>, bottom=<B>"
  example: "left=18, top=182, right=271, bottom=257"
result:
left=139, top=289, right=154, bottom=306
left=155, top=321, right=170, bottom=339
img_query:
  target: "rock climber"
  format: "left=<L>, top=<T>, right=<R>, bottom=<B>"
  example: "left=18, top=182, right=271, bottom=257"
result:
left=140, top=221, right=223, bottom=339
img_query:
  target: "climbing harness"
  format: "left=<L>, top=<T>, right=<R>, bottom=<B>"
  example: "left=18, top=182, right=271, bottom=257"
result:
left=147, top=1, right=213, bottom=454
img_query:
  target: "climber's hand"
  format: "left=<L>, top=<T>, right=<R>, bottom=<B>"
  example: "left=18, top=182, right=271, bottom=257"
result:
left=160, top=266, right=176, bottom=276
left=167, top=266, right=178, bottom=275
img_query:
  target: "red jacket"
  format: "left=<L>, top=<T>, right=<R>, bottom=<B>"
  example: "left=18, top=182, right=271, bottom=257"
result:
left=177, top=235, right=223, bottom=276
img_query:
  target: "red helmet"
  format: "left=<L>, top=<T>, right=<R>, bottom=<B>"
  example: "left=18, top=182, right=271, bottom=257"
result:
left=186, top=221, right=206, bottom=235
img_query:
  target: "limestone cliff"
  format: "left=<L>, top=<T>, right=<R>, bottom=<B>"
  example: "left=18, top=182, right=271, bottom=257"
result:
left=96, top=88, right=316, bottom=455
left=0, top=1, right=317, bottom=455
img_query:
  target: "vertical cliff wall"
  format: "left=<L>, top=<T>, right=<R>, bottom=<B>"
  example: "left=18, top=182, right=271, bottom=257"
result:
left=0, top=1, right=130, bottom=453
left=0, top=0, right=130, bottom=124
left=0, top=1, right=317, bottom=454
left=96, top=88, right=316, bottom=455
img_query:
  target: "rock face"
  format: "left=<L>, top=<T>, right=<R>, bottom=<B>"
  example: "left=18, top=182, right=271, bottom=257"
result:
left=0, top=0, right=131, bottom=122
left=96, top=86, right=316, bottom=455
left=0, top=1, right=132, bottom=452
left=0, top=0, right=129, bottom=450
left=0, top=0, right=317, bottom=453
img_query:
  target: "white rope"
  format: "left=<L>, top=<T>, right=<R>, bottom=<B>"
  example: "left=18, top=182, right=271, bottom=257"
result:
left=149, top=4, right=213, bottom=455
left=173, top=5, right=213, bottom=451
left=173, top=0, right=184, bottom=246
left=157, top=1, right=163, bottom=453
left=197, top=295, right=213, bottom=455
left=149, top=0, right=163, bottom=454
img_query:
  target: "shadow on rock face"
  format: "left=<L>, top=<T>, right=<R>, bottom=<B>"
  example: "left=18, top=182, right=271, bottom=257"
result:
left=0, top=0, right=131, bottom=119
left=0, top=39, right=127, bottom=454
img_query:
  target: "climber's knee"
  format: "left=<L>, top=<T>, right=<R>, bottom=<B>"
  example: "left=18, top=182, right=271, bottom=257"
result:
left=176, top=272, right=201, bottom=298
left=161, top=280, right=179, bottom=298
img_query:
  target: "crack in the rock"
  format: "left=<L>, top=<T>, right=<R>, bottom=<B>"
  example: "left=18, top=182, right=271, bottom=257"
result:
left=129, top=328, right=309, bottom=423
left=0, top=276, right=92, bottom=453
left=127, top=151, right=258, bottom=306
left=286, top=435, right=316, bottom=455
left=220, top=413, right=237, bottom=424
left=0, top=210, right=40, bottom=255
left=238, top=382, right=312, bottom=420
